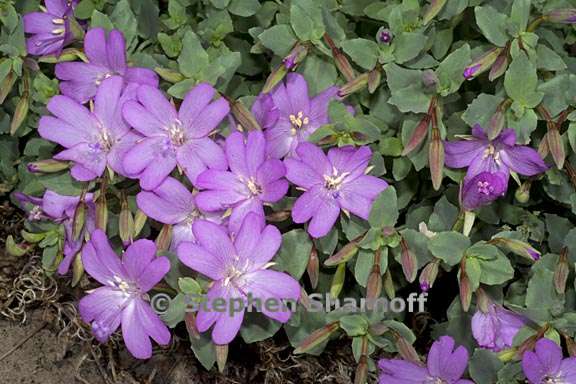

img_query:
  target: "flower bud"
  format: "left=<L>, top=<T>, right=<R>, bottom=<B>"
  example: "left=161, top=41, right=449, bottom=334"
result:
left=545, top=8, right=576, bottom=24
left=20, top=230, right=46, bottom=243
left=71, top=253, right=84, bottom=287
left=133, top=209, right=147, bottom=238
left=565, top=334, right=576, bottom=357
left=376, top=27, right=393, bottom=45
left=368, top=322, right=389, bottom=336
left=367, top=68, right=381, bottom=94
left=330, top=263, right=346, bottom=299
left=307, top=246, right=319, bottom=289
left=0, top=70, right=16, bottom=104
left=419, top=258, right=440, bottom=292
left=155, top=224, right=172, bottom=253
left=463, top=47, right=502, bottom=80
left=324, top=34, right=356, bottom=81
left=514, top=180, right=532, bottom=204
left=366, top=251, right=383, bottom=308
left=554, top=248, right=570, bottom=295
left=119, top=195, right=134, bottom=246
left=95, top=192, right=108, bottom=231
left=338, top=73, right=369, bottom=98
left=393, top=331, right=421, bottom=363
left=294, top=321, right=340, bottom=354
left=324, top=241, right=359, bottom=266
left=400, top=237, right=417, bottom=283
left=354, top=355, right=368, bottom=384
left=229, top=98, right=262, bottom=131
left=546, top=127, right=565, bottom=169
left=154, top=67, right=184, bottom=83
left=487, top=105, right=507, bottom=140
left=262, top=64, right=288, bottom=93
left=422, top=69, right=439, bottom=88
left=459, top=270, right=472, bottom=312
left=39, top=47, right=85, bottom=63
left=27, top=159, right=69, bottom=173
left=266, top=210, right=291, bottom=222
left=283, top=42, right=309, bottom=70
left=488, top=48, right=509, bottom=81
left=72, top=195, right=87, bottom=241
left=489, top=236, right=540, bottom=261
left=184, top=312, right=201, bottom=340
left=429, top=127, right=445, bottom=191
left=383, top=269, right=395, bottom=299
left=402, top=115, right=430, bottom=156
left=422, top=0, right=448, bottom=25
left=475, top=287, right=491, bottom=313
left=10, top=93, right=29, bottom=136
left=215, top=344, right=228, bottom=373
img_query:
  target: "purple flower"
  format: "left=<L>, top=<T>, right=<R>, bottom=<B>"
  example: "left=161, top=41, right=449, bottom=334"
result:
left=194, top=130, right=288, bottom=235
left=15, top=190, right=95, bottom=274
left=377, top=28, right=393, bottom=44
left=265, top=73, right=340, bottom=158
left=122, top=83, right=229, bottom=190
left=55, top=28, right=158, bottom=104
left=23, top=0, right=78, bottom=56
left=471, top=303, right=527, bottom=352
left=177, top=213, right=300, bottom=345
left=444, top=124, right=548, bottom=210
left=252, top=93, right=279, bottom=130
left=39, top=76, right=141, bottom=181
left=136, top=177, right=225, bottom=250
left=522, top=338, right=576, bottom=384
left=284, top=143, right=388, bottom=238
left=79, top=229, right=171, bottom=359
left=463, top=64, right=481, bottom=79
left=546, top=9, right=576, bottom=24
left=378, top=336, right=474, bottom=384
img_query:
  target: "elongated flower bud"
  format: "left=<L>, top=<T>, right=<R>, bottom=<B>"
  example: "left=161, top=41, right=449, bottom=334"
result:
left=119, top=195, right=134, bottom=246
left=154, top=67, right=184, bottom=83
left=402, top=115, right=430, bottom=156
left=488, top=47, right=509, bottom=81
left=566, top=163, right=576, bottom=190
left=156, top=224, right=172, bottom=253
left=464, top=47, right=503, bottom=80
left=354, top=337, right=369, bottom=384
left=422, top=0, right=448, bottom=25
left=366, top=250, right=383, bottom=308
left=0, top=70, right=16, bottom=104
left=489, top=236, right=540, bottom=261
left=459, top=271, right=472, bottom=312
left=71, top=253, right=84, bottom=287
left=367, top=68, right=381, bottom=94
left=545, top=9, right=576, bottom=24
left=133, top=209, right=147, bottom=238
left=294, top=321, right=340, bottom=354
left=547, top=127, right=565, bottom=169
left=307, top=246, right=319, bottom=289
left=400, top=238, right=417, bottom=283
left=554, top=248, right=570, bottom=294
left=229, top=98, right=262, bottom=131
left=429, top=127, right=444, bottom=190
left=393, top=331, right=421, bottom=363
left=383, top=269, right=395, bottom=299
left=262, top=64, right=288, bottom=93
left=72, top=193, right=87, bottom=241
left=283, top=42, right=309, bottom=70
left=324, top=34, right=356, bottom=81
left=10, top=93, right=29, bottom=136
left=215, top=344, right=228, bottom=373
left=475, top=287, right=491, bottom=313
left=330, top=263, right=346, bottom=299
left=338, top=73, right=369, bottom=98
left=564, top=334, right=576, bottom=357
left=419, top=258, right=440, bottom=292
left=184, top=312, right=201, bottom=340
left=487, top=101, right=510, bottom=140
left=325, top=241, right=359, bottom=266
left=27, top=159, right=69, bottom=173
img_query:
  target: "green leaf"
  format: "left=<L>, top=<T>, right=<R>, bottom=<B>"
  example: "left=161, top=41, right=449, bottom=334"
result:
left=393, top=32, right=427, bottom=64
left=190, top=332, right=216, bottom=370
left=341, top=38, right=380, bottom=70
left=384, top=64, right=431, bottom=113
left=509, top=0, right=531, bottom=35
left=536, top=44, right=567, bottom=71
left=290, top=0, right=325, bottom=42
left=258, top=25, right=298, bottom=56
left=228, top=0, right=261, bottom=17
left=469, top=348, right=503, bottom=383
left=369, top=187, right=399, bottom=229
left=178, top=31, right=209, bottom=78
left=428, top=232, right=471, bottom=266
left=158, top=32, right=182, bottom=58
left=240, top=312, right=282, bottom=343
left=467, top=243, right=514, bottom=285
left=504, top=53, right=544, bottom=109
left=474, top=6, right=509, bottom=47
left=275, top=229, right=313, bottom=279
left=435, top=44, right=470, bottom=96
left=74, top=0, right=95, bottom=19
left=339, top=315, right=369, bottom=337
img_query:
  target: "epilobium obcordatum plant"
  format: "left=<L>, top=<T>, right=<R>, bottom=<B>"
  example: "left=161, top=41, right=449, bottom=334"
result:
left=2, top=0, right=576, bottom=382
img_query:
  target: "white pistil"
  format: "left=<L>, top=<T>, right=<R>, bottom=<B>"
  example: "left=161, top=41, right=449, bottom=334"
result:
left=323, top=167, right=349, bottom=190
left=245, top=177, right=262, bottom=196
left=482, top=144, right=502, bottom=165
left=51, top=28, right=65, bottom=35
left=52, top=18, right=65, bottom=25
left=167, top=120, right=186, bottom=146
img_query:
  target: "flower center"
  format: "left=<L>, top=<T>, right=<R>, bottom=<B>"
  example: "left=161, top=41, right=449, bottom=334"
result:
left=95, top=72, right=114, bottom=86
left=28, top=206, right=44, bottom=221
left=51, top=18, right=65, bottom=36
left=476, top=180, right=495, bottom=195
left=167, top=120, right=186, bottom=146
left=289, top=111, right=309, bottom=135
left=110, top=275, right=138, bottom=296
left=184, top=209, right=202, bottom=225
left=323, top=167, right=349, bottom=191
left=543, top=376, right=564, bottom=384
left=482, top=144, right=501, bottom=165
left=425, top=378, right=448, bottom=384
left=98, top=128, right=114, bottom=151
left=245, top=177, right=262, bottom=196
